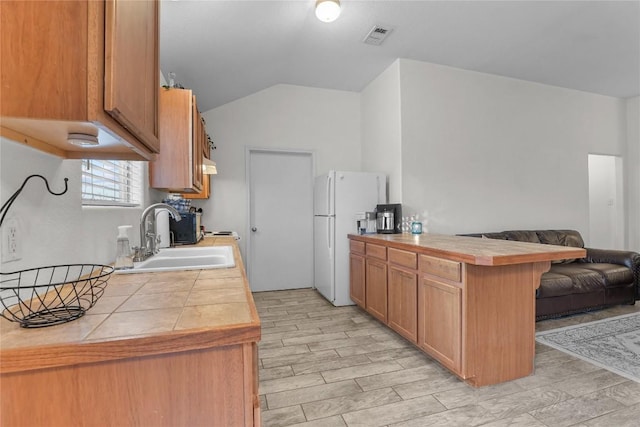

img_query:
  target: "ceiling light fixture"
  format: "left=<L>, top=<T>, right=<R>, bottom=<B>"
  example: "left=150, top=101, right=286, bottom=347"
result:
left=315, top=0, right=341, bottom=23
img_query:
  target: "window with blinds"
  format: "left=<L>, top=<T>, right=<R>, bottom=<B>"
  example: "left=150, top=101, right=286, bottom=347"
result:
left=81, top=159, right=143, bottom=206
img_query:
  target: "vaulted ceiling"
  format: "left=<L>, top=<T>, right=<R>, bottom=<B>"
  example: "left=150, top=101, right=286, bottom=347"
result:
left=160, top=0, right=640, bottom=112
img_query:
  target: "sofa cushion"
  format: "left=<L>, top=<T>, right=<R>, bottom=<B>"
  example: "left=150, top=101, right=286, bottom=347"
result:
left=538, top=272, right=576, bottom=297
left=536, top=230, right=584, bottom=248
left=549, top=265, right=604, bottom=292
left=578, top=263, right=634, bottom=287
left=481, top=232, right=509, bottom=240
left=536, top=230, right=584, bottom=264
left=503, top=230, right=540, bottom=243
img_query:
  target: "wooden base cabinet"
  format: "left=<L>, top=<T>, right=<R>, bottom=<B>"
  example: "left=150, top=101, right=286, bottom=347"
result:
left=1, top=342, right=260, bottom=426
left=418, top=254, right=463, bottom=374
left=348, top=234, right=568, bottom=387
left=365, top=259, right=387, bottom=322
left=418, top=277, right=462, bottom=373
left=349, top=240, right=366, bottom=307
left=350, top=256, right=366, bottom=308
left=388, top=267, right=418, bottom=343
left=387, top=248, right=419, bottom=343
left=364, top=243, right=388, bottom=322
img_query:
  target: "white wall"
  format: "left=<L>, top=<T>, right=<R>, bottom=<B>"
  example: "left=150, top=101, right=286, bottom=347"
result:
left=2, top=66, right=635, bottom=272
left=627, top=96, right=640, bottom=251
left=201, top=84, right=361, bottom=256
left=397, top=59, right=627, bottom=241
left=0, top=138, right=160, bottom=271
left=361, top=60, right=402, bottom=203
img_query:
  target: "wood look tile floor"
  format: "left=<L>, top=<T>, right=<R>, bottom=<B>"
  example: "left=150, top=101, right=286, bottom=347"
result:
left=253, top=289, right=640, bottom=427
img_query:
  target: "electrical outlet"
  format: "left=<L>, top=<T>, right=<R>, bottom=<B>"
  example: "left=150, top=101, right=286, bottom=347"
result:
left=2, top=218, right=21, bottom=262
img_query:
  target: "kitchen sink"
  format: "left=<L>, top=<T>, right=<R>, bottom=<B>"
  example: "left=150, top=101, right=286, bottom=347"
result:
left=116, top=246, right=235, bottom=274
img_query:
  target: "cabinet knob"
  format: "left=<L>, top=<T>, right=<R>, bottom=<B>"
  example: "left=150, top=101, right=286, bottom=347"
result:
left=251, top=227, right=257, bottom=232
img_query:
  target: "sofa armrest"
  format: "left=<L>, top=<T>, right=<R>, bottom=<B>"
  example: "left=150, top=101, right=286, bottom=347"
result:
left=583, top=248, right=640, bottom=299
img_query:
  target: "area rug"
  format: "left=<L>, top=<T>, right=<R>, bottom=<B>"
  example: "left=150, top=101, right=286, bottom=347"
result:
left=536, top=312, right=640, bottom=383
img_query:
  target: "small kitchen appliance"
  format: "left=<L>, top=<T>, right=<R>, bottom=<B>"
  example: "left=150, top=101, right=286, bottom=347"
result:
left=355, top=212, right=367, bottom=234
left=366, top=211, right=377, bottom=233
left=376, top=203, right=402, bottom=234
left=169, top=212, right=202, bottom=244
left=355, top=211, right=378, bottom=235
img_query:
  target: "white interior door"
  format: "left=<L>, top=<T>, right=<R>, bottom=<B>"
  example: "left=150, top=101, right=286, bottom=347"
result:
left=588, top=154, right=624, bottom=249
left=247, top=149, right=314, bottom=291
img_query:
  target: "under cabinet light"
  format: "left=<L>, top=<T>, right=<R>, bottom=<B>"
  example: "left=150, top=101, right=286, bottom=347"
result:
left=203, top=158, right=218, bottom=175
left=67, top=133, right=99, bottom=146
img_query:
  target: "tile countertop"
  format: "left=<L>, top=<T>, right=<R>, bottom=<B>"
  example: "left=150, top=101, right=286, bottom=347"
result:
left=0, top=237, right=261, bottom=374
left=349, top=233, right=587, bottom=266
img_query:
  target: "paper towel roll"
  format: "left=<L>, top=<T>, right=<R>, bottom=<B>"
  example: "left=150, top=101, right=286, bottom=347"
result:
left=156, top=210, right=170, bottom=248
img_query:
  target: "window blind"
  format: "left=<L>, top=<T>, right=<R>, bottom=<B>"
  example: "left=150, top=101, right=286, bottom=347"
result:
left=81, top=159, right=143, bottom=206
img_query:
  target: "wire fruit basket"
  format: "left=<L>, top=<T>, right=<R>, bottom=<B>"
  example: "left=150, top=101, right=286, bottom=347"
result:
left=0, top=264, right=114, bottom=328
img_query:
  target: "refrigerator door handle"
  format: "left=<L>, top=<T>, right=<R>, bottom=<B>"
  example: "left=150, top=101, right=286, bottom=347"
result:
left=326, top=175, right=332, bottom=215
left=328, top=219, right=332, bottom=254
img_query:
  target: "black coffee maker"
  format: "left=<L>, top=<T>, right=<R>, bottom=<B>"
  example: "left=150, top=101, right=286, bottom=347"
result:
left=376, top=203, right=402, bottom=234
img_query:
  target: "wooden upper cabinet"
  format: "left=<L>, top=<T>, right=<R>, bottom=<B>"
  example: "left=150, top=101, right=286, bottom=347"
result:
left=183, top=175, right=211, bottom=199
left=0, top=0, right=159, bottom=160
left=104, top=0, right=159, bottom=153
left=150, top=88, right=206, bottom=193
left=183, top=115, right=210, bottom=199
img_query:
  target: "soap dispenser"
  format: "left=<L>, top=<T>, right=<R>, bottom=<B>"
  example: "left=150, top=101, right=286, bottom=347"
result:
left=115, top=225, right=134, bottom=270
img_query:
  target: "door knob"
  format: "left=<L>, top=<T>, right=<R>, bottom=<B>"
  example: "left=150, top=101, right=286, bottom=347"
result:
left=251, top=227, right=257, bottom=232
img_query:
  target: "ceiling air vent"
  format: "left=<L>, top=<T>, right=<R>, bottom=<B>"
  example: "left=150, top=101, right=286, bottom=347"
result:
left=363, top=25, right=393, bottom=46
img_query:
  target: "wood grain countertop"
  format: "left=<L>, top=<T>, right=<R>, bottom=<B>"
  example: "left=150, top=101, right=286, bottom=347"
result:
left=349, top=233, right=587, bottom=266
left=0, top=237, right=260, bottom=374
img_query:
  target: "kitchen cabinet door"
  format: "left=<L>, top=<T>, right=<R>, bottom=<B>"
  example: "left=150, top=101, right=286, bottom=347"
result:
left=150, top=88, right=205, bottom=193
left=191, top=99, right=204, bottom=192
left=388, top=266, right=418, bottom=343
left=365, top=258, right=387, bottom=323
left=350, top=253, right=366, bottom=308
left=418, top=277, right=462, bottom=373
left=104, top=0, right=160, bottom=152
left=183, top=115, right=211, bottom=199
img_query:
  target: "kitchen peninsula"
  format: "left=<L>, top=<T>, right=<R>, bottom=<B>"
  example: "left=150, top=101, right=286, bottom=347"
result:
left=348, top=233, right=586, bottom=387
left=0, top=237, right=260, bottom=426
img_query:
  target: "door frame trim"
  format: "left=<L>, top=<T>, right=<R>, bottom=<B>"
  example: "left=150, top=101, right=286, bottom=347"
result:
left=245, top=147, right=316, bottom=286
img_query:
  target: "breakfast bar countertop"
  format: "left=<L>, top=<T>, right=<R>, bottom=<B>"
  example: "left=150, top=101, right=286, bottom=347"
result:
left=0, top=237, right=261, bottom=374
left=348, top=233, right=587, bottom=266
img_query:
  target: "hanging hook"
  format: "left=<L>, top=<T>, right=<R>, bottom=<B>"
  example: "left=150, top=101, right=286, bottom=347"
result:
left=0, top=175, right=69, bottom=227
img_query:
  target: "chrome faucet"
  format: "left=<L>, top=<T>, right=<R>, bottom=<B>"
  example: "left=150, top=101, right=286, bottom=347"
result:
left=136, top=203, right=182, bottom=261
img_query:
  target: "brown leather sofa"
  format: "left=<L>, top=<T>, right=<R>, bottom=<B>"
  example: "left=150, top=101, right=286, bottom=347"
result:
left=461, top=230, right=640, bottom=320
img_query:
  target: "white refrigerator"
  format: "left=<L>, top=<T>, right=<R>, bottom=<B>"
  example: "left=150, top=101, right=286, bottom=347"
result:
left=314, top=170, right=387, bottom=306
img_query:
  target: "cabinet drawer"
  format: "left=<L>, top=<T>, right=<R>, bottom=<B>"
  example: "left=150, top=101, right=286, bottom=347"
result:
left=389, top=248, right=417, bottom=270
left=350, top=240, right=365, bottom=255
left=366, top=243, right=387, bottom=260
left=419, top=255, right=461, bottom=282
